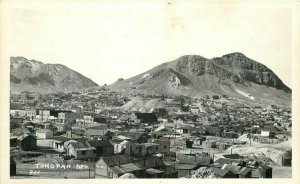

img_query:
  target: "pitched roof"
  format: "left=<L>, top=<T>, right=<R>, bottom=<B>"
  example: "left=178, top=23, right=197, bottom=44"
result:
left=215, top=158, right=241, bottom=165
left=239, top=167, right=252, bottom=175
left=118, top=132, right=147, bottom=141
left=68, top=141, right=95, bottom=150
left=17, top=134, right=35, bottom=141
left=221, top=164, right=241, bottom=174
left=101, top=155, right=132, bottom=166
left=222, top=154, right=242, bottom=159
left=114, top=163, right=142, bottom=173
left=212, top=167, right=230, bottom=177
left=146, top=168, right=164, bottom=174
left=89, top=140, right=114, bottom=147
left=260, top=125, right=279, bottom=132
left=53, top=136, right=71, bottom=142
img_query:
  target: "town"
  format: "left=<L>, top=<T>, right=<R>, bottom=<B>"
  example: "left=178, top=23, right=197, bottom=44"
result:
left=9, top=88, right=292, bottom=179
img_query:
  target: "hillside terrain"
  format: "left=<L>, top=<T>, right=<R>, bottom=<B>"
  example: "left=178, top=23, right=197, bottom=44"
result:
left=110, top=53, right=291, bottom=107
left=10, top=57, right=98, bottom=94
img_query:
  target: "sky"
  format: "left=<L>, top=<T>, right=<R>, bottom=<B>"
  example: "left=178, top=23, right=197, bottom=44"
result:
left=2, top=0, right=294, bottom=88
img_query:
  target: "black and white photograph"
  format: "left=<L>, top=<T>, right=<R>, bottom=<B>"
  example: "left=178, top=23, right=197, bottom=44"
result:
left=0, top=0, right=299, bottom=182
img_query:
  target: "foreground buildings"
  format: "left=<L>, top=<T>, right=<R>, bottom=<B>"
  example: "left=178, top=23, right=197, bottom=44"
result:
left=9, top=90, right=292, bottom=178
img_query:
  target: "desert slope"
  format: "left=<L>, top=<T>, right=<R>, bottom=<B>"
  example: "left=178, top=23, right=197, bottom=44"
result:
left=109, top=53, right=291, bottom=107
left=10, top=57, right=99, bottom=94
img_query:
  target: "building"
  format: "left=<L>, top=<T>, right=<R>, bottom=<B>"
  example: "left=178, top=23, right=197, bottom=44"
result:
left=66, top=141, right=96, bottom=160
left=135, top=113, right=158, bottom=124
left=86, top=126, right=114, bottom=140
left=50, top=136, right=71, bottom=152
left=36, top=129, right=53, bottom=139
left=10, top=109, right=36, bottom=120
left=117, top=132, right=149, bottom=143
left=95, top=155, right=133, bottom=178
left=281, top=150, right=292, bottom=167
left=58, top=112, right=80, bottom=124
left=17, top=134, right=37, bottom=151
left=125, top=142, right=160, bottom=157
left=37, top=110, right=51, bottom=121
left=153, top=139, right=170, bottom=153
left=89, top=140, right=114, bottom=157
left=114, top=140, right=133, bottom=154
left=260, top=126, right=279, bottom=138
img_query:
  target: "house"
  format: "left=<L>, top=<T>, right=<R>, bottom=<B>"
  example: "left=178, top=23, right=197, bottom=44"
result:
left=221, top=164, right=252, bottom=178
left=281, top=150, right=292, bottom=167
left=38, top=110, right=51, bottom=121
left=113, top=140, right=133, bottom=154
left=125, top=142, right=160, bottom=157
left=252, top=165, right=272, bottom=178
left=66, top=141, right=96, bottom=160
left=36, top=129, right=53, bottom=139
left=202, top=140, right=217, bottom=148
left=260, top=126, right=279, bottom=138
left=174, top=163, right=199, bottom=177
left=214, top=158, right=244, bottom=166
left=212, top=167, right=237, bottom=178
left=117, top=132, right=149, bottom=143
left=217, top=142, right=233, bottom=150
left=10, top=136, right=18, bottom=147
left=152, top=125, right=173, bottom=139
left=50, top=136, right=71, bottom=152
left=86, top=126, right=114, bottom=140
left=95, top=155, right=133, bottom=178
left=153, top=139, right=170, bottom=153
left=58, top=112, right=80, bottom=124
left=89, top=140, right=114, bottom=157
left=17, top=134, right=37, bottom=151
left=63, top=139, right=78, bottom=149
left=66, top=129, right=85, bottom=138
left=175, top=154, right=212, bottom=177
left=135, top=113, right=157, bottom=124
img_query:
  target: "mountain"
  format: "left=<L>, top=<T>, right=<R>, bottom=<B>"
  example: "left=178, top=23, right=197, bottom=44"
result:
left=109, top=53, right=291, bottom=107
left=10, top=57, right=99, bottom=94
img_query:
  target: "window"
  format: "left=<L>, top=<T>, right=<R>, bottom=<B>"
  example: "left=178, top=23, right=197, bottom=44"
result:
left=164, top=145, right=167, bottom=149
left=155, top=146, right=158, bottom=150
left=81, top=150, right=86, bottom=155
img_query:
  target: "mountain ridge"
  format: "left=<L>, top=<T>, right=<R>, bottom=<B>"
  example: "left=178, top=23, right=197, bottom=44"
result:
left=10, top=56, right=99, bottom=94
left=109, top=52, right=291, bottom=107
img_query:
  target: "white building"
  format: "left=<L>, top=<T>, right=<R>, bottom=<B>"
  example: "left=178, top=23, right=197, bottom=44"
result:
left=36, top=129, right=53, bottom=139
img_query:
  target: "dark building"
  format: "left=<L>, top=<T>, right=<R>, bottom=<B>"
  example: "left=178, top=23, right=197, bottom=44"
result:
left=89, top=140, right=114, bottom=157
left=282, top=150, right=292, bottom=167
left=10, top=156, right=16, bottom=176
left=17, top=134, right=37, bottom=151
left=135, top=113, right=157, bottom=124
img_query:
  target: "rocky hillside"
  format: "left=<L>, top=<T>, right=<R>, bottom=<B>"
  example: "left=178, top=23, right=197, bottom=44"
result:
left=10, top=57, right=99, bottom=94
left=109, top=53, right=291, bottom=107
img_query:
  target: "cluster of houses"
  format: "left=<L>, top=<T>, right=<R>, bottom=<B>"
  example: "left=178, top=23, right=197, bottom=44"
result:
left=10, top=90, right=292, bottom=178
